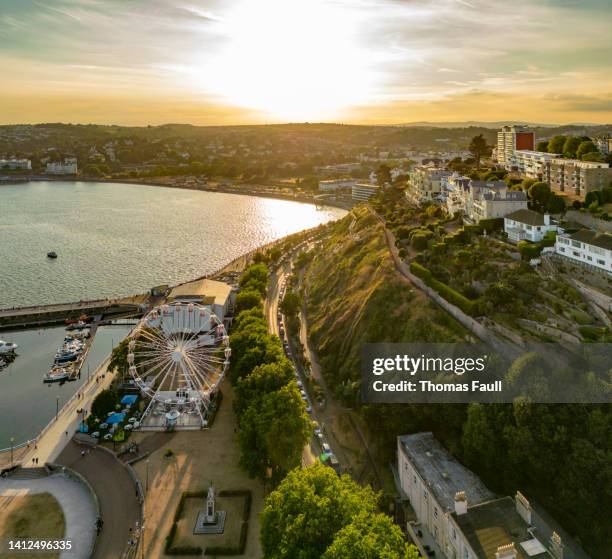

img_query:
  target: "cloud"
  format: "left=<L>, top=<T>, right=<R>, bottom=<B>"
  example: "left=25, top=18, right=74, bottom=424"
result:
left=543, top=93, right=612, bottom=112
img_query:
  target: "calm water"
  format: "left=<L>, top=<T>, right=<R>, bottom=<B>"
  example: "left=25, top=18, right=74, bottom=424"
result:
left=0, top=324, right=133, bottom=449
left=0, top=181, right=345, bottom=308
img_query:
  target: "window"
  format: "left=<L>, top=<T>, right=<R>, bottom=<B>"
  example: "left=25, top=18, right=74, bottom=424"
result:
left=587, top=256, right=592, bottom=261
left=573, top=251, right=581, bottom=257
left=571, top=240, right=581, bottom=248
left=597, top=260, right=605, bottom=266
left=559, top=247, right=565, bottom=252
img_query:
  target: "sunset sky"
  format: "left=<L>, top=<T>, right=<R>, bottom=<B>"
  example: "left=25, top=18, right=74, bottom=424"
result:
left=1, top=0, right=611, bottom=125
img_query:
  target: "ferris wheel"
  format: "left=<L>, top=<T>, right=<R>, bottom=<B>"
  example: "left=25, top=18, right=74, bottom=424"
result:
left=127, top=302, right=231, bottom=428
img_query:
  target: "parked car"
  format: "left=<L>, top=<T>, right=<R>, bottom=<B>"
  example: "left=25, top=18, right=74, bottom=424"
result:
left=322, top=442, right=331, bottom=454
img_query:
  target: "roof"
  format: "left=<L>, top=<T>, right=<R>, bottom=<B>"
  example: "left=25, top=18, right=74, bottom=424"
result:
left=169, top=278, right=232, bottom=306
left=398, top=433, right=494, bottom=512
left=452, top=497, right=547, bottom=559
left=567, top=229, right=612, bottom=251
left=504, top=209, right=548, bottom=226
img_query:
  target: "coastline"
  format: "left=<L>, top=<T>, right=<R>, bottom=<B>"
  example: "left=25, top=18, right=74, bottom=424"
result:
left=0, top=175, right=355, bottom=211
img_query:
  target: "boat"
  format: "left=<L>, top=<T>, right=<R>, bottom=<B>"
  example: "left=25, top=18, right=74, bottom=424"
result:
left=44, top=367, right=70, bottom=383
left=54, top=351, right=79, bottom=363
left=47, top=251, right=58, bottom=259
left=0, top=340, right=18, bottom=354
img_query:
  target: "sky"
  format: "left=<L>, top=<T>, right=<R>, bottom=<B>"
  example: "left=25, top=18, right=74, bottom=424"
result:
left=0, top=0, right=611, bottom=125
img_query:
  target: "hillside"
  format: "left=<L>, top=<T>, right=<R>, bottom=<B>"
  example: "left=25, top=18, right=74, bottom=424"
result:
left=301, top=206, right=611, bottom=558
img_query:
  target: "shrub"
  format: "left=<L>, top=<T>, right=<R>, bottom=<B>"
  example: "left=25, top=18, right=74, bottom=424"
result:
left=164, top=448, right=174, bottom=458
left=518, top=240, right=542, bottom=260
left=478, top=217, right=504, bottom=232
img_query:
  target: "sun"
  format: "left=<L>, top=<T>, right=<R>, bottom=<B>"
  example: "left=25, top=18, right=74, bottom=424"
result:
left=196, top=0, right=376, bottom=121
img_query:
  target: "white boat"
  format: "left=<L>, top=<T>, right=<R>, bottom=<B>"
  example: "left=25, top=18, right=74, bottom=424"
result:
left=0, top=340, right=18, bottom=354
left=44, top=367, right=70, bottom=382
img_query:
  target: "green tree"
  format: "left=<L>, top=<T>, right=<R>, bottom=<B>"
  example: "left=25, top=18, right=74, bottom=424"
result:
left=527, top=181, right=551, bottom=211
left=577, top=140, right=598, bottom=159
left=229, top=329, right=284, bottom=383
left=91, top=389, right=117, bottom=419
left=235, top=288, right=263, bottom=314
left=239, top=382, right=312, bottom=481
left=234, top=360, right=294, bottom=419
left=536, top=140, right=549, bottom=153
left=562, top=136, right=581, bottom=159
left=108, top=337, right=129, bottom=374
left=377, top=164, right=392, bottom=186
left=260, top=464, right=379, bottom=559
left=240, top=263, right=269, bottom=296
left=322, top=512, right=420, bottom=559
left=468, top=134, right=490, bottom=170
left=280, top=291, right=301, bottom=318
left=547, top=135, right=566, bottom=154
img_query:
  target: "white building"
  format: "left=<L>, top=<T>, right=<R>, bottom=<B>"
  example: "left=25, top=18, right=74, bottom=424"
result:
left=555, top=229, right=612, bottom=275
left=351, top=183, right=380, bottom=202
left=496, top=126, right=535, bottom=166
left=504, top=209, right=557, bottom=243
left=466, top=181, right=528, bottom=223
left=46, top=157, right=78, bottom=175
left=593, top=136, right=611, bottom=155
left=169, top=279, right=234, bottom=323
left=0, top=158, right=31, bottom=170
left=319, top=178, right=356, bottom=192
left=507, top=150, right=560, bottom=179
left=397, top=433, right=586, bottom=559
left=406, top=166, right=452, bottom=205
left=443, top=173, right=471, bottom=216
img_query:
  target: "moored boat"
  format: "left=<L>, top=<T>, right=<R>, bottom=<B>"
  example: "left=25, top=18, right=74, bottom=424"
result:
left=0, top=340, right=18, bottom=354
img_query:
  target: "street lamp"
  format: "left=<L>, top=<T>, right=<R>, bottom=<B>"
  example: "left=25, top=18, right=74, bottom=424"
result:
left=145, top=459, right=150, bottom=494
left=56, top=395, right=60, bottom=420
left=10, top=437, right=14, bottom=468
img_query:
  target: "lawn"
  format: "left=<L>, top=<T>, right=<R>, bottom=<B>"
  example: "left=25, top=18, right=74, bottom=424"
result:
left=0, top=492, right=65, bottom=559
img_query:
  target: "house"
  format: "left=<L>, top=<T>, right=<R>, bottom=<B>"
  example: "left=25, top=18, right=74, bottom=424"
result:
left=318, top=178, right=356, bottom=192
left=46, top=157, right=78, bottom=175
left=504, top=209, right=557, bottom=243
left=406, top=165, right=452, bottom=205
left=466, top=181, right=528, bottom=223
left=555, top=229, right=612, bottom=275
left=397, top=433, right=589, bottom=559
left=443, top=173, right=471, bottom=216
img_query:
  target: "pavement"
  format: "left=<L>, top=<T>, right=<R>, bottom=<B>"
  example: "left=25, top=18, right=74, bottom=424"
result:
left=0, top=473, right=97, bottom=559
left=22, top=357, right=114, bottom=467
left=57, top=442, right=141, bottom=559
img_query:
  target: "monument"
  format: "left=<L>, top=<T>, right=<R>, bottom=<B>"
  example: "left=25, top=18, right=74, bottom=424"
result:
left=194, top=482, right=226, bottom=534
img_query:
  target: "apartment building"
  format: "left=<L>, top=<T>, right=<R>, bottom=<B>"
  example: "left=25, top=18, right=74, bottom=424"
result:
left=467, top=181, right=528, bottom=223
left=351, top=182, right=380, bottom=202
left=497, top=126, right=535, bottom=166
left=0, top=158, right=32, bottom=170
left=397, top=433, right=588, bottom=559
left=543, top=159, right=612, bottom=199
left=406, top=166, right=452, bottom=205
left=555, top=229, right=612, bottom=275
left=46, top=157, right=78, bottom=175
left=507, top=150, right=559, bottom=179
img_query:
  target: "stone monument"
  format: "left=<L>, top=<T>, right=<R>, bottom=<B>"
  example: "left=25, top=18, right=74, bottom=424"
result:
left=194, top=481, right=226, bottom=534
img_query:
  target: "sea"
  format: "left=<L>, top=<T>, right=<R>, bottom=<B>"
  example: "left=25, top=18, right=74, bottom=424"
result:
left=0, top=181, right=346, bottom=447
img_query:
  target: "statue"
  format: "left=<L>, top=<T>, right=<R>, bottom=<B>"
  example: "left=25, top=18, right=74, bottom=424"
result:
left=205, top=481, right=216, bottom=524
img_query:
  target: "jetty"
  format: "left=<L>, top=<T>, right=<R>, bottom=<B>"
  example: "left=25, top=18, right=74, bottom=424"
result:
left=0, top=296, right=145, bottom=331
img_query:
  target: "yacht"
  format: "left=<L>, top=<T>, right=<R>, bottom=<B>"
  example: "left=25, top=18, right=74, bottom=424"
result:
left=0, top=340, right=18, bottom=354
left=44, top=367, right=70, bottom=383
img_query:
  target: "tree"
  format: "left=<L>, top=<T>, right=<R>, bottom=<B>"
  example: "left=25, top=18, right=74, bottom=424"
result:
left=577, top=140, right=598, bottom=159
left=527, top=181, right=551, bottom=212
left=377, top=164, right=392, bottom=186
left=562, top=136, right=581, bottom=159
left=468, top=134, right=490, bottom=170
left=300, top=176, right=319, bottom=191
left=582, top=151, right=604, bottom=162
left=322, top=512, right=420, bottom=559
left=239, top=382, right=312, bottom=481
left=109, top=337, right=129, bottom=374
left=235, top=288, right=263, bottom=314
left=234, top=360, right=294, bottom=419
left=260, top=464, right=379, bottom=559
left=536, top=140, right=549, bottom=153
left=240, top=263, right=269, bottom=296
left=229, top=329, right=284, bottom=383
left=547, top=135, right=566, bottom=154
left=280, top=291, right=301, bottom=318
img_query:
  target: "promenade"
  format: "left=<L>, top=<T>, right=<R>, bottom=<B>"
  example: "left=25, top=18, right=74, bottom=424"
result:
left=22, top=357, right=115, bottom=467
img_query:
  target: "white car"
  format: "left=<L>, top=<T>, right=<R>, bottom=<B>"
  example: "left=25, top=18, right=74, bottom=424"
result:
left=296, top=379, right=303, bottom=389
left=322, top=442, right=331, bottom=454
